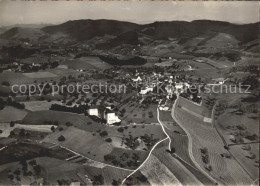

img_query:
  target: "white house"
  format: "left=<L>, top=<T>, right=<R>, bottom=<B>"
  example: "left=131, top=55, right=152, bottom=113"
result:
left=140, top=86, right=154, bottom=95
left=175, top=82, right=184, bottom=90
left=132, top=76, right=142, bottom=82
left=88, top=107, right=99, bottom=116
left=208, top=78, right=228, bottom=86
left=159, top=106, right=169, bottom=111
left=104, top=110, right=121, bottom=125
left=88, top=106, right=121, bottom=125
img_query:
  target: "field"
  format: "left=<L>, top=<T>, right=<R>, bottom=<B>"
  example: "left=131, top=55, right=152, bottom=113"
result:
left=0, top=106, right=28, bottom=122
left=216, top=109, right=259, bottom=145
left=178, top=96, right=211, bottom=118
left=0, top=161, right=40, bottom=185
left=0, top=122, right=55, bottom=138
left=159, top=109, right=191, bottom=163
left=43, top=127, right=114, bottom=162
left=140, top=154, right=182, bottom=185
left=174, top=97, right=253, bottom=185
left=0, top=69, right=80, bottom=85
left=229, top=143, right=259, bottom=180
left=23, top=72, right=58, bottom=78
left=152, top=144, right=203, bottom=185
left=0, top=156, right=85, bottom=185
left=120, top=102, right=158, bottom=124
left=36, top=157, right=85, bottom=184
left=22, top=110, right=95, bottom=128
left=105, top=147, right=148, bottom=169
left=84, top=165, right=132, bottom=185
left=22, top=101, right=61, bottom=111
left=159, top=109, right=215, bottom=185
left=155, top=61, right=174, bottom=67
left=0, top=72, right=58, bottom=85
left=61, top=57, right=112, bottom=70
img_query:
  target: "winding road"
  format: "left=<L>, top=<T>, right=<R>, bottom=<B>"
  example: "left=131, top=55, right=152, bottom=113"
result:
left=122, top=97, right=217, bottom=185
left=121, top=108, right=170, bottom=184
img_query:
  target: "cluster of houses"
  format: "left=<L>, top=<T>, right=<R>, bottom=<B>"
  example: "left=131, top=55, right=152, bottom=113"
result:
left=88, top=106, right=121, bottom=125
left=1, top=61, right=59, bottom=73
left=131, top=72, right=191, bottom=98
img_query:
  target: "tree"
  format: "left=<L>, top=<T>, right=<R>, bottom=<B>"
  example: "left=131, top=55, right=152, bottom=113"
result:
left=137, top=175, right=148, bottom=182
left=33, top=165, right=41, bottom=176
left=19, top=129, right=25, bottom=137
left=10, top=121, right=15, bottom=127
left=51, top=126, right=55, bottom=132
left=100, top=131, right=108, bottom=137
left=2, top=81, right=10, bottom=86
left=9, top=131, right=15, bottom=136
left=8, top=174, right=14, bottom=180
left=93, top=175, right=104, bottom=185
left=58, top=135, right=66, bottom=142
left=117, top=127, right=124, bottom=133
left=105, top=138, right=112, bottom=143
left=170, top=147, right=176, bottom=153
left=112, top=179, right=121, bottom=186
left=14, top=169, right=21, bottom=176
left=65, top=122, right=72, bottom=126
left=29, top=160, right=37, bottom=166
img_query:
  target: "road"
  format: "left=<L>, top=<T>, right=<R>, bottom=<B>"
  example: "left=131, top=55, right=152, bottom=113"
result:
left=122, top=98, right=218, bottom=185
left=121, top=107, right=170, bottom=184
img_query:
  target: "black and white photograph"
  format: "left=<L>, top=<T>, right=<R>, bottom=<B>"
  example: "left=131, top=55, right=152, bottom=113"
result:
left=0, top=0, right=259, bottom=185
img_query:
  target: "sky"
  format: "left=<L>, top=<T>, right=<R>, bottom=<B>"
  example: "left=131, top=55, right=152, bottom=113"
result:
left=0, top=0, right=259, bottom=27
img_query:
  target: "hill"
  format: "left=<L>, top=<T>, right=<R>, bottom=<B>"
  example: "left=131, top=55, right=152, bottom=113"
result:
left=41, top=19, right=140, bottom=41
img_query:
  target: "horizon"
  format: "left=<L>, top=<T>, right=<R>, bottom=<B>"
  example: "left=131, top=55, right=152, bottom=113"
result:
left=1, top=18, right=259, bottom=29
left=0, top=1, right=259, bottom=27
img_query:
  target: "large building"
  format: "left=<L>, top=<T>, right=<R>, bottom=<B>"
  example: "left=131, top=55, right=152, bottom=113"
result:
left=88, top=106, right=121, bottom=125
left=104, top=109, right=121, bottom=125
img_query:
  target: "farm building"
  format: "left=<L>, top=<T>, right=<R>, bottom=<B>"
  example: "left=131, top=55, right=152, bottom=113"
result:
left=104, top=109, right=121, bottom=125
left=140, top=86, right=154, bottom=95
left=88, top=106, right=121, bottom=125
left=132, top=76, right=142, bottom=82
left=88, top=106, right=99, bottom=116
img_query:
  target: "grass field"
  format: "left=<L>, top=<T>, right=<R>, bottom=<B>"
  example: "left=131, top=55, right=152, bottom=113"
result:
left=0, top=106, right=28, bottom=122
left=0, top=69, right=80, bottom=85
left=0, top=162, right=39, bottom=185
left=105, top=147, right=148, bottom=169
left=216, top=110, right=258, bottom=145
left=140, top=154, right=182, bottom=185
left=0, top=71, right=59, bottom=85
left=61, top=57, right=111, bottom=70
left=152, top=145, right=203, bottom=185
left=22, top=101, right=61, bottom=111
left=36, top=157, right=84, bottom=184
left=0, top=157, right=84, bottom=185
left=121, top=102, right=158, bottom=124
left=43, top=127, right=114, bottom=162
left=178, top=96, right=211, bottom=118
left=84, top=164, right=132, bottom=185
left=23, top=72, right=58, bottom=78
left=174, top=98, right=253, bottom=185
left=22, top=110, right=165, bottom=150
left=22, top=110, right=95, bottom=128
left=229, top=143, right=259, bottom=180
